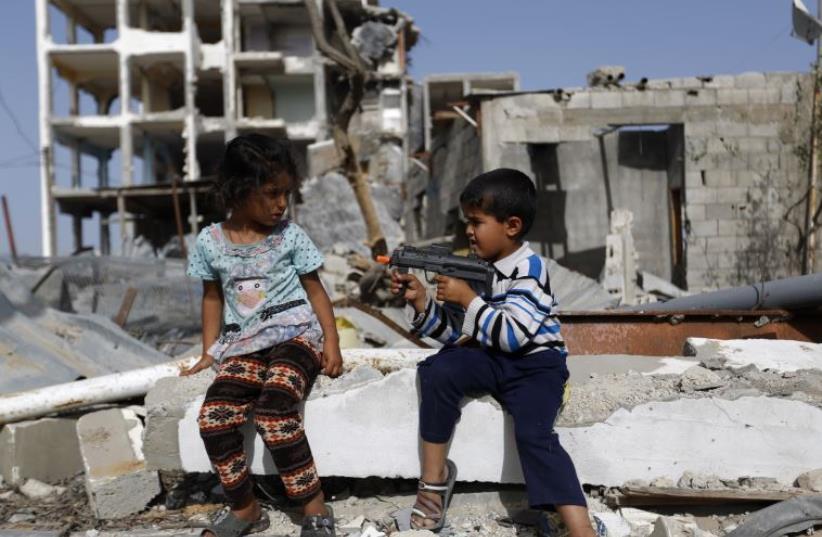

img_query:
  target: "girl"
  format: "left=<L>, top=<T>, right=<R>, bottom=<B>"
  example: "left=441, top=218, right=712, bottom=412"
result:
left=182, top=134, right=342, bottom=537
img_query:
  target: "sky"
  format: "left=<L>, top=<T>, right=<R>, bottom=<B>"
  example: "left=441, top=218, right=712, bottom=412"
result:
left=0, top=0, right=817, bottom=256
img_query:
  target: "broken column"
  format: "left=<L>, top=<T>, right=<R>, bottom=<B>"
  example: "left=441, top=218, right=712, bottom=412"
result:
left=77, top=408, right=161, bottom=519
left=0, top=418, right=83, bottom=485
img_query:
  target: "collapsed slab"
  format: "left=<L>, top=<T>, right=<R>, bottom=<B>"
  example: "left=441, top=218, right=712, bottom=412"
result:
left=144, top=349, right=822, bottom=487
left=77, top=408, right=161, bottom=519
left=0, top=418, right=83, bottom=485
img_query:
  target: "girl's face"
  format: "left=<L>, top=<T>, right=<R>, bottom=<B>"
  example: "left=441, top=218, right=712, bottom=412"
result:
left=238, top=172, right=294, bottom=227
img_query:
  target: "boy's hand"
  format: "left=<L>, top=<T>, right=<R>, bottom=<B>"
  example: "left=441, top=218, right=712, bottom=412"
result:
left=390, top=270, right=427, bottom=314
left=435, top=275, right=477, bottom=307
left=321, top=340, right=343, bottom=378
left=180, top=354, right=215, bottom=376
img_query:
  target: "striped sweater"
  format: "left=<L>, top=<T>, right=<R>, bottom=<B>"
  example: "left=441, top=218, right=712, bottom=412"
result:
left=409, top=242, right=566, bottom=356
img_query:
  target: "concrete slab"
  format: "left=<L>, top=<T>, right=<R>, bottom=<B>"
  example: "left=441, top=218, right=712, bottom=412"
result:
left=77, top=408, right=161, bottom=519
left=0, top=418, right=83, bottom=485
left=687, top=338, right=822, bottom=373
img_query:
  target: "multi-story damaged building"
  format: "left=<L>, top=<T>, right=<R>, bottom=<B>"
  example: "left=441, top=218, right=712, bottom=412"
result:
left=410, top=70, right=821, bottom=291
left=35, top=0, right=415, bottom=257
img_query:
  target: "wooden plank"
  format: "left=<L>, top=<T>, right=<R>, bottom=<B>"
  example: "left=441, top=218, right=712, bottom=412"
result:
left=113, top=288, right=139, bottom=328
left=607, top=486, right=808, bottom=508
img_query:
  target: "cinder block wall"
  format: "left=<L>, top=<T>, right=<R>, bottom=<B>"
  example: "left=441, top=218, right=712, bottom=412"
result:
left=479, top=72, right=814, bottom=290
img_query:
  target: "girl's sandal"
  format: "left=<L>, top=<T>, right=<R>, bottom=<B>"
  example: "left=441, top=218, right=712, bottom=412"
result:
left=410, top=459, right=458, bottom=533
left=200, top=507, right=271, bottom=537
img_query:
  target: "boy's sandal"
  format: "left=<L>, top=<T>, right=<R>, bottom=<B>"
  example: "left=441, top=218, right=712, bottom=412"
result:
left=200, top=507, right=270, bottom=537
left=301, top=504, right=336, bottom=537
left=410, top=459, right=458, bottom=533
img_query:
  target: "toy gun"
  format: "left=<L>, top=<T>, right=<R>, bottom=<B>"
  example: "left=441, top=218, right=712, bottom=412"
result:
left=377, top=245, right=496, bottom=296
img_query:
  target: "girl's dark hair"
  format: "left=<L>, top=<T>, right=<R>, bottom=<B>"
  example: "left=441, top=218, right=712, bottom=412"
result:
left=459, top=168, right=537, bottom=239
left=215, top=134, right=300, bottom=209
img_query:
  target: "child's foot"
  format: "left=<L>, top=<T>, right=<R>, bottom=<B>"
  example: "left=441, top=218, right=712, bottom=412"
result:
left=410, top=459, right=458, bottom=532
left=200, top=504, right=268, bottom=537
left=300, top=504, right=336, bottom=536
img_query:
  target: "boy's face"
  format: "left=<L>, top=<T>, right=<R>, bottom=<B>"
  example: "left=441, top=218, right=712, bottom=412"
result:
left=462, top=204, right=522, bottom=263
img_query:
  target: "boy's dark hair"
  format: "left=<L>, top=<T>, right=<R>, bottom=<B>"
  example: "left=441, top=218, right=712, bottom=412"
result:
left=459, top=168, right=536, bottom=238
left=215, top=134, right=300, bottom=209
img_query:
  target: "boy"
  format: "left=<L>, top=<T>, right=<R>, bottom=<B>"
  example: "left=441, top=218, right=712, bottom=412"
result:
left=391, top=168, right=597, bottom=537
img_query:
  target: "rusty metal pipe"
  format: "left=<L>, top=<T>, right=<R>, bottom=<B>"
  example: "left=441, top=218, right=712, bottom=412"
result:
left=627, top=273, right=822, bottom=312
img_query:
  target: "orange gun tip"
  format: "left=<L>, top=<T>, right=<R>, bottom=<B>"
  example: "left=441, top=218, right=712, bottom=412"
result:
left=375, top=255, right=391, bottom=265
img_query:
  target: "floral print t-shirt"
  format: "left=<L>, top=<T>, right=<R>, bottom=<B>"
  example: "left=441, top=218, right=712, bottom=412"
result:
left=186, top=220, right=324, bottom=362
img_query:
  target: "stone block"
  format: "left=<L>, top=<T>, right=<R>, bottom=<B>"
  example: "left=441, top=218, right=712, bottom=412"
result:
left=590, top=90, right=622, bottom=109
left=796, top=469, right=822, bottom=492
left=653, top=90, right=686, bottom=108
left=717, top=89, right=749, bottom=106
left=734, top=72, right=767, bottom=89
left=77, top=409, right=161, bottom=519
left=0, top=418, right=83, bottom=485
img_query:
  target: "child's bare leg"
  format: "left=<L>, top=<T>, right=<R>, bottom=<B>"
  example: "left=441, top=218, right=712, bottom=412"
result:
left=303, top=490, right=328, bottom=516
left=556, top=505, right=596, bottom=537
left=411, top=440, right=450, bottom=529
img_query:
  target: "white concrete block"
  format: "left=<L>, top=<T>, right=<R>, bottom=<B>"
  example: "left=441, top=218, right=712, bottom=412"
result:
left=77, top=409, right=161, bottom=519
left=717, top=89, right=749, bottom=106
left=686, top=338, right=822, bottom=373
left=0, top=418, right=83, bottom=485
left=566, top=92, right=591, bottom=109
left=653, top=90, right=686, bottom=108
left=734, top=72, right=767, bottom=89
left=590, top=91, right=622, bottom=109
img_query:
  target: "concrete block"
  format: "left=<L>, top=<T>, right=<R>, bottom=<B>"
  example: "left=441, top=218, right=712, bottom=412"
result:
left=77, top=408, right=161, bottom=519
left=19, top=479, right=66, bottom=499
left=557, top=125, right=592, bottom=141
left=704, top=170, right=734, bottom=187
left=717, top=89, right=749, bottom=106
left=667, top=77, right=702, bottom=89
left=781, top=82, right=799, bottom=104
left=749, top=122, right=781, bottom=137
left=683, top=89, right=717, bottom=107
left=716, top=187, right=747, bottom=203
left=307, top=140, right=343, bottom=178
left=718, top=219, right=748, bottom=236
left=621, top=90, right=654, bottom=108
left=796, top=469, right=822, bottom=492
left=715, top=121, right=749, bottom=137
left=685, top=187, right=717, bottom=204
left=734, top=72, right=767, bottom=89
left=703, top=75, right=736, bottom=89
left=653, top=90, right=686, bottom=108
left=686, top=203, right=707, bottom=220
left=733, top=170, right=758, bottom=186
left=736, top=137, right=768, bottom=153
left=685, top=122, right=717, bottom=137
left=705, top=203, right=736, bottom=220
left=686, top=338, right=822, bottom=374
left=566, top=92, right=591, bottom=109
left=747, top=88, right=782, bottom=105
left=590, top=90, right=622, bottom=109
left=0, top=418, right=83, bottom=485
left=705, top=236, right=736, bottom=252
left=689, top=219, right=718, bottom=237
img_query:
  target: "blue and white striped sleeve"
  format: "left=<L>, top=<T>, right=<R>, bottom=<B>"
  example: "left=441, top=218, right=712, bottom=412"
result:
left=407, top=295, right=465, bottom=345
left=461, top=255, right=559, bottom=353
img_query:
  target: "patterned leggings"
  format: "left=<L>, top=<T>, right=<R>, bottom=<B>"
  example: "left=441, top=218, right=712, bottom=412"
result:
left=198, top=341, right=322, bottom=507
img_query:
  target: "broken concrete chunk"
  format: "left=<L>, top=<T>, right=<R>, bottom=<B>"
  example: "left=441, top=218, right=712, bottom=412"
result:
left=19, top=478, right=66, bottom=499
left=686, top=338, right=822, bottom=374
left=739, top=476, right=783, bottom=491
left=679, top=366, right=725, bottom=392
left=650, top=476, right=675, bottom=488
left=795, top=468, right=822, bottom=492
left=0, top=418, right=83, bottom=485
left=77, top=408, right=161, bottom=519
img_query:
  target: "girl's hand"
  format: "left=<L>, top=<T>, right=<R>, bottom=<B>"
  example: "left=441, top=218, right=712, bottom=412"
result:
left=180, top=354, right=215, bottom=376
left=390, top=270, right=427, bottom=314
left=435, top=275, right=477, bottom=307
left=321, top=340, right=343, bottom=378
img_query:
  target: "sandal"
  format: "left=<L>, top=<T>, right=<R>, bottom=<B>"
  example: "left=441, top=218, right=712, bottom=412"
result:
left=410, top=459, right=458, bottom=533
left=200, top=506, right=270, bottom=537
left=301, top=504, right=336, bottom=537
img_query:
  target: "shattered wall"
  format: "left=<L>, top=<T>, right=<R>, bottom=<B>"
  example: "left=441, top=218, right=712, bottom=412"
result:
left=478, top=72, right=816, bottom=290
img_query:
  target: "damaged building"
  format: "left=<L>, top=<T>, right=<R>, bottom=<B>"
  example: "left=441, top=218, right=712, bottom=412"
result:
left=409, top=68, right=820, bottom=291
left=35, top=0, right=416, bottom=257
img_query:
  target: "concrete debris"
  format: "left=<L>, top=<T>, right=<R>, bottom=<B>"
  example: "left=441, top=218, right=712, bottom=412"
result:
left=795, top=468, right=822, bottom=492
left=77, top=409, right=161, bottom=520
left=678, top=366, right=726, bottom=392
left=587, top=65, right=626, bottom=87
left=604, top=209, right=639, bottom=305
left=298, top=172, right=405, bottom=257
left=307, top=140, right=344, bottom=178
left=351, top=22, right=398, bottom=68
left=0, top=418, right=83, bottom=486
left=19, top=480, right=66, bottom=500
left=686, top=338, right=822, bottom=374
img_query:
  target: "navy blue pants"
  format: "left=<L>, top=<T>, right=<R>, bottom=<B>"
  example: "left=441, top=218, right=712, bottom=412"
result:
left=418, top=345, right=586, bottom=509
